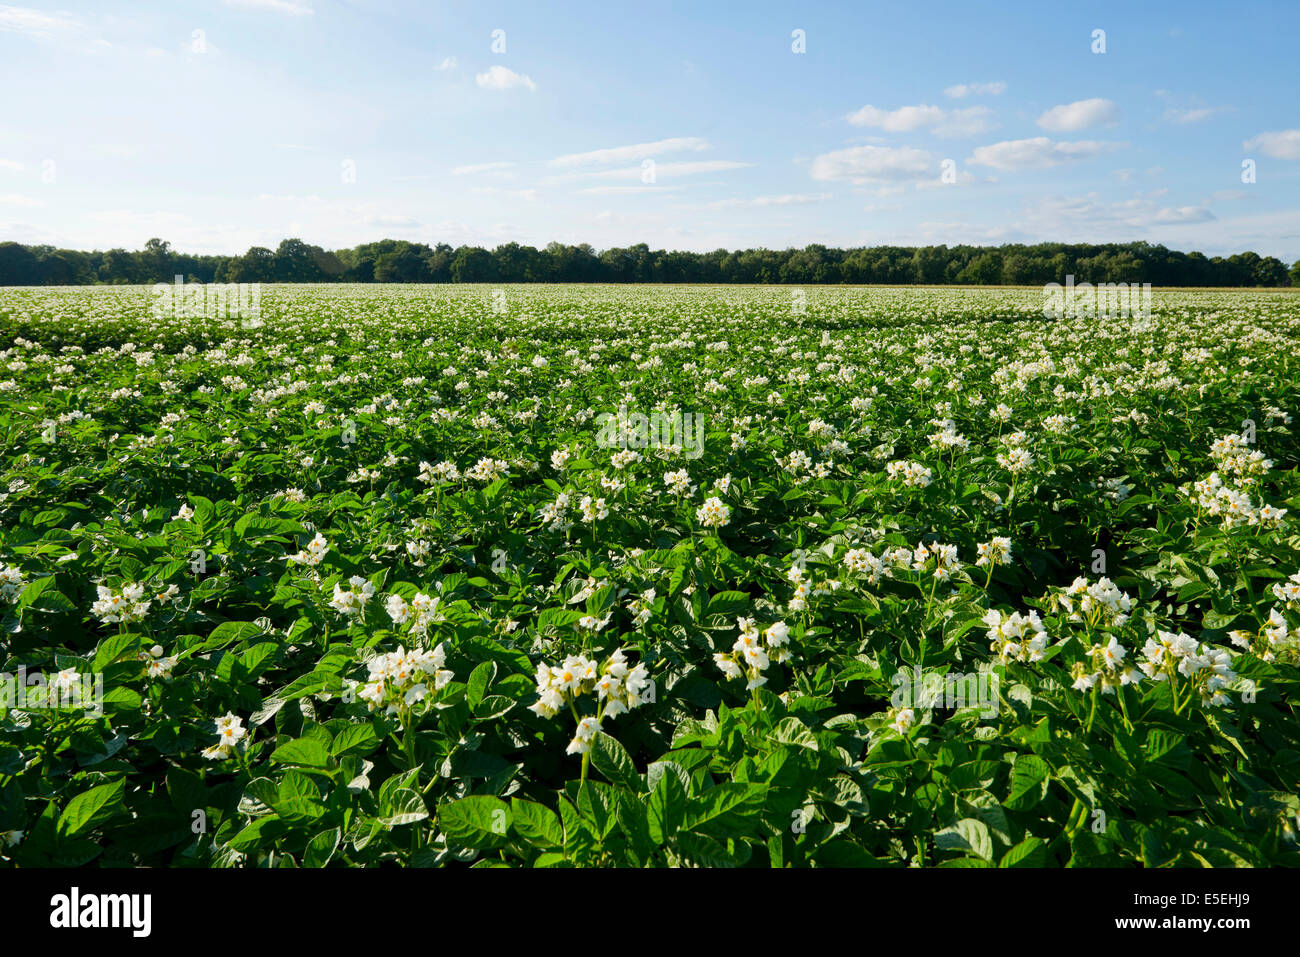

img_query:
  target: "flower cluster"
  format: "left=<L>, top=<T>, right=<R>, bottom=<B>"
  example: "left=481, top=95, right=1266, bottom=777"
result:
left=139, top=644, right=178, bottom=679
left=996, top=447, right=1034, bottom=473
left=663, top=469, right=694, bottom=496
left=885, top=459, right=933, bottom=488
left=202, top=712, right=248, bottom=761
left=528, top=649, right=651, bottom=754
left=0, top=564, right=25, bottom=601
left=983, top=608, right=1050, bottom=664
left=1190, top=472, right=1287, bottom=529
left=696, top=495, right=730, bottom=528
left=384, top=591, right=446, bottom=636
left=715, top=616, right=791, bottom=690
left=289, top=532, right=330, bottom=567
left=1137, top=631, right=1238, bottom=707
left=1071, top=636, right=1142, bottom=695
left=975, top=537, right=1013, bottom=568
left=1050, top=576, right=1133, bottom=628
left=907, top=541, right=961, bottom=582
left=329, top=575, right=375, bottom=618
left=465, top=457, right=508, bottom=482
left=91, top=582, right=151, bottom=624
left=843, top=547, right=891, bottom=585
left=351, top=644, right=454, bottom=713
left=1229, top=608, right=1300, bottom=663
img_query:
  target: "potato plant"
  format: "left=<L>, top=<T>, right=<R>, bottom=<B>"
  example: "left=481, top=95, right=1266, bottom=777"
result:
left=1, top=283, right=1298, bottom=867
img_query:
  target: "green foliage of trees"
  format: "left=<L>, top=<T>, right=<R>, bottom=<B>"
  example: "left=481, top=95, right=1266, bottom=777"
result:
left=0, top=238, right=1294, bottom=287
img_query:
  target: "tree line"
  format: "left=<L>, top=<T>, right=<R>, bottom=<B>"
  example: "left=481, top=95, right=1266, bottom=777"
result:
left=2, top=237, right=1297, bottom=287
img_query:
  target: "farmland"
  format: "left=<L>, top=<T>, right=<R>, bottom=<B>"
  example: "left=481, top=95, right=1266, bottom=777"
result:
left=1, top=282, right=1298, bottom=867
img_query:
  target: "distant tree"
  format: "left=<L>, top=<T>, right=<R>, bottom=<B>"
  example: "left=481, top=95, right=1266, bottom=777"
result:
left=227, top=247, right=277, bottom=283
left=374, top=243, right=431, bottom=282
left=0, top=242, right=41, bottom=285
left=1252, top=256, right=1289, bottom=287
left=137, top=238, right=174, bottom=283
left=273, top=238, right=329, bottom=282
left=957, top=251, right=1003, bottom=285
left=450, top=246, right=495, bottom=282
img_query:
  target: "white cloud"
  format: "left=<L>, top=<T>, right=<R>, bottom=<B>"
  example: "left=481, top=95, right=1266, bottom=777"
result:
left=847, top=104, right=943, bottom=132
left=451, top=161, right=516, bottom=176
left=578, top=185, right=684, bottom=195
left=934, top=107, right=998, bottom=138
left=223, top=0, right=314, bottom=15
left=846, top=104, right=997, bottom=138
left=704, top=193, right=832, bottom=209
left=944, top=81, right=1006, bottom=99
left=1013, top=192, right=1218, bottom=237
left=1037, top=98, right=1120, bottom=132
left=968, top=137, right=1122, bottom=170
left=1163, top=106, right=1228, bottom=124
left=809, top=145, right=934, bottom=183
left=549, top=137, right=710, bottom=167
left=0, top=193, right=41, bottom=207
left=470, top=186, right=538, bottom=202
left=0, top=4, right=83, bottom=37
left=0, top=158, right=24, bottom=172
left=436, top=57, right=457, bottom=71
left=584, top=160, right=752, bottom=181
left=1154, top=205, right=1216, bottom=224
left=1243, top=129, right=1300, bottom=160
left=475, top=65, right=537, bottom=92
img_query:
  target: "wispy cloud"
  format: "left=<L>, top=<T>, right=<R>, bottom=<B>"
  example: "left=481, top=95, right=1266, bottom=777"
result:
left=944, top=81, right=1006, bottom=99
left=578, top=185, right=684, bottom=195
left=810, top=146, right=935, bottom=183
left=550, top=137, right=710, bottom=168
left=451, top=161, right=517, bottom=176
left=1037, top=98, right=1120, bottom=132
left=969, top=137, right=1123, bottom=170
left=703, top=193, right=832, bottom=209
left=1154, top=205, right=1216, bottom=224
left=847, top=104, right=997, bottom=138
left=0, top=4, right=84, bottom=38
left=476, top=65, right=536, bottom=91
left=1163, top=106, right=1230, bottom=124
left=582, top=160, right=752, bottom=181
left=1243, top=129, right=1300, bottom=160
left=223, top=0, right=314, bottom=15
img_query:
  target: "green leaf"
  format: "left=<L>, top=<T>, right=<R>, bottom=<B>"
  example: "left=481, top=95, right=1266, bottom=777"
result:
left=1000, top=837, right=1047, bottom=867
left=330, top=722, right=380, bottom=757
left=304, top=827, right=341, bottom=867
left=466, top=660, right=496, bottom=710
left=510, top=798, right=563, bottom=848
left=1004, top=755, right=1050, bottom=810
left=440, top=795, right=511, bottom=848
left=56, top=780, right=126, bottom=838
left=589, top=732, right=639, bottom=791
left=272, top=737, right=334, bottom=769
left=647, top=765, right=687, bottom=845
left=935, top=818, right=993, bottom=861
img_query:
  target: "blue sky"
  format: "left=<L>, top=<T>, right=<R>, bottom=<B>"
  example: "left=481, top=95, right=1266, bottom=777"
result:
left=2, top=0, right=1298, bottom=259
